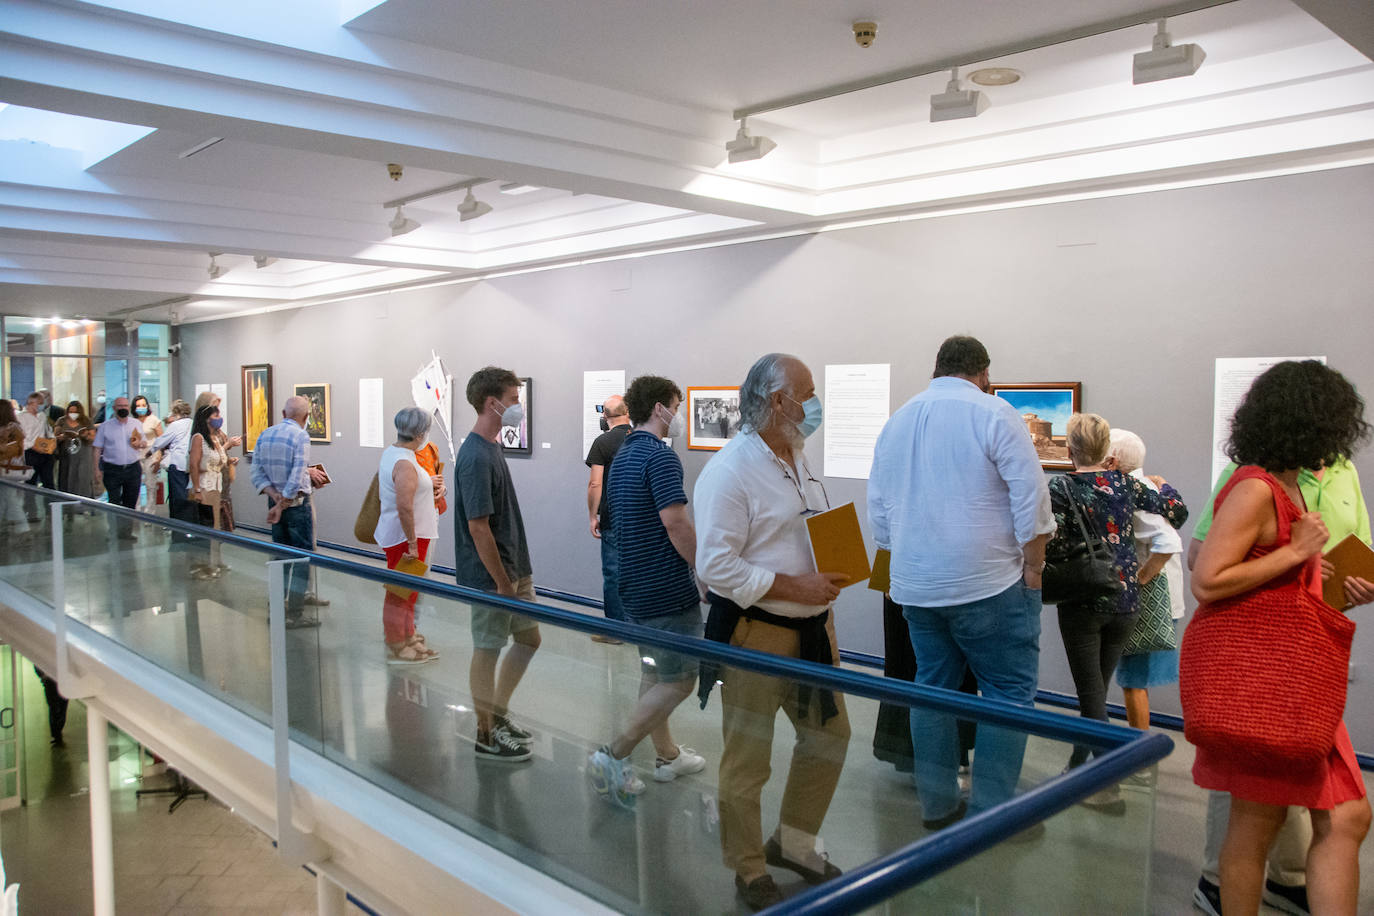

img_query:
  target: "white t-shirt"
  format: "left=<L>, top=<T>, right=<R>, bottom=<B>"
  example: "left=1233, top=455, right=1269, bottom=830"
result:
left=375, top=445, right=439, bottom=548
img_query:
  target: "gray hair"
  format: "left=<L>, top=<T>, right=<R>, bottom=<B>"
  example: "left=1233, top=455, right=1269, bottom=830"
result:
left=739, top=353, right=796, bottom=434
left=394, top=406, right=433, bottom=442
left=1108, top=428, right=1147, bottom=474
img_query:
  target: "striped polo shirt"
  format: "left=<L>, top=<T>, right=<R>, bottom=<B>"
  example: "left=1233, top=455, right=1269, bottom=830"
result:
left=606, top=429, right=697, bottom=619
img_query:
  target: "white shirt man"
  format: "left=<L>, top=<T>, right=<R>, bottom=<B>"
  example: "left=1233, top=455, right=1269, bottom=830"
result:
left=868, top=335, right=1054, bottom=831
left=694, top=353, right=848, bottom=910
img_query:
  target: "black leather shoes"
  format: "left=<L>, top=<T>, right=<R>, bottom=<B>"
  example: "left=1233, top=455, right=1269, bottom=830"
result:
left=763, top=837, right=842, bottom=885
left=922, top=798, right=968, bottom=830
left=735, top=874, right=783, bottom=910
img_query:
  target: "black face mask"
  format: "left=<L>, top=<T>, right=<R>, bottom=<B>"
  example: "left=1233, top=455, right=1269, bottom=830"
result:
left=599, top=417, right=609, bottom=432
left=115, top=408, right=130, bottom=419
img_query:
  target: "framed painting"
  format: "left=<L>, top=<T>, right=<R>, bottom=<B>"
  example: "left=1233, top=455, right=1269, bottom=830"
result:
left=240, top=364, right=273, bottom=454
left=989, top=382, right=1083, bottom=471
left=294, top=382, right=332, bottom=443
left=500, top=377, right=532, bottom=456
left=687, top=386, right=742, bottom=451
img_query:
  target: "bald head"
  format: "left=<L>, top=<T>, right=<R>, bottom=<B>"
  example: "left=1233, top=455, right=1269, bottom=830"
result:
left=283, top=395, right=310, bottom=424
left=603, top=395, right=629, bottom=428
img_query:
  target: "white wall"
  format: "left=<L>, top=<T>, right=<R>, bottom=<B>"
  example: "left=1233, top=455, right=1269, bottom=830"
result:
left=179, top=163, right=1374, bottom=744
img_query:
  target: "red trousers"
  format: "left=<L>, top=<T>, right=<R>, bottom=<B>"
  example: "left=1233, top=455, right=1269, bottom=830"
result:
left=382, top=538, right=431, bottom=644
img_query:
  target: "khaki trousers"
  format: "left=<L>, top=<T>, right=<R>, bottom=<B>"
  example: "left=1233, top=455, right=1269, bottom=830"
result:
left=719, top=616, right=851, bottom=880
left=1203, top=791, right=1313, bottom=885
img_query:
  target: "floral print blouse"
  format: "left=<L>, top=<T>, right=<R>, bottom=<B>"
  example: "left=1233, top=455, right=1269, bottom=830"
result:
left=1047, top=469, right=1188, bottom=614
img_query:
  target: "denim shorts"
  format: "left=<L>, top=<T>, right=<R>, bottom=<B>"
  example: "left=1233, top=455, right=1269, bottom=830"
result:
left=634, top=603, right=703, bottom=682
left=470, top=576, right=539, bottom=650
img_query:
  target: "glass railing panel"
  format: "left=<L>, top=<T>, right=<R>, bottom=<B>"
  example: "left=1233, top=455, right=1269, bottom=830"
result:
left=294, top=562, right=1158, bottom=914
left=0, top=483, right=63, bottom=604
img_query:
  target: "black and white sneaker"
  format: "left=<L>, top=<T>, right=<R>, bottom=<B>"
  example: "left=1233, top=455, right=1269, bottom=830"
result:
left=475, top=725, right=531, bottom=762
left=494, top=713, right=533, bottom=746
left=1193, top=876, right=1222, bottom=916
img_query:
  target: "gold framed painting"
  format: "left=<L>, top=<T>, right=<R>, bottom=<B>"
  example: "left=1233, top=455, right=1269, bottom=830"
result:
left=294, top=382, right=332, bottom=443
left=989, top=382, right=1083, bottom=471
left=240, top=364, right=272, bottom=454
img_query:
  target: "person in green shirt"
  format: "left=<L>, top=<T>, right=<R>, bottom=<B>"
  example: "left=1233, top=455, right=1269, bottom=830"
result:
left=1190, top=457, right=1372, bottom=915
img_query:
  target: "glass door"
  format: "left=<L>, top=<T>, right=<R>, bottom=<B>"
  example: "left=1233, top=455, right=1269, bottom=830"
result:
left=0, top=646, right=21, bottom=811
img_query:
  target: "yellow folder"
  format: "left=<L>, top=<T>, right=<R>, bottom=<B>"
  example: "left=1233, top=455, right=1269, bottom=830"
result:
left=805, top=502, right=872, bottom=588
left=384, top=555, right=429, bottom=599
left=868, top=549, right=891, bottom=593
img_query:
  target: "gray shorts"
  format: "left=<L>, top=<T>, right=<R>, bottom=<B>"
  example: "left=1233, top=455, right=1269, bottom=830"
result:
left=470, top=576, right=539, bottom=650
left=635, top=603, right=704, bottom=683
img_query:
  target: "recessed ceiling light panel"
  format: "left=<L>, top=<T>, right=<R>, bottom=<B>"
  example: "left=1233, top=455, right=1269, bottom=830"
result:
left=968, top=68, right=1021, bottom=87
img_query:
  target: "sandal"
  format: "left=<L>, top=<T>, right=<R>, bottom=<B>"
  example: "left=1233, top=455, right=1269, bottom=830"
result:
left=406, top=634, right=439, bottom=659
left=386, top=642, right=433, bottom=665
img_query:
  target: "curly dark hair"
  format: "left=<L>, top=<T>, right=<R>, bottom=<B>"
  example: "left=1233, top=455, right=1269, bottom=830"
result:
left=465, top=366, right=520, bottom=413
left=933, top=335, right=990, bottom=379
left=1227, top=360, right=1370, bottom=471
left=625, top=375, right=682, bottom=426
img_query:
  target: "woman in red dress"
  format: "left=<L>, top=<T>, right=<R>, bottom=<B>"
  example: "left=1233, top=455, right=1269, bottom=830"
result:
left=1190, top=360, right=1374, bottom=915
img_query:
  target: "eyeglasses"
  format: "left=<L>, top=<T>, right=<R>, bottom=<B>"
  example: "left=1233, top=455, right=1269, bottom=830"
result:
left=770, top=452, right=830, bottom=516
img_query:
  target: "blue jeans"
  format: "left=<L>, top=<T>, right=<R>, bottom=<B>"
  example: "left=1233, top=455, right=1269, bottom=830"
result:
left=599, top=526, right=626, bottom=622
left=904, top=582, right=1041, bottom=819
left=270, top=496, right=313, bottom=619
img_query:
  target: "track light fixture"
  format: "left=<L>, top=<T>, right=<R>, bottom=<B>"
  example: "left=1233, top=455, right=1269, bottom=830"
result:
left=206, top=253, right=223, bottom=279
left=389, top=206, right=421, bottom=236
left=457, top=188, right=493, bottom=222
left=726, top=119, right=776, bottom=163
left=930, top=68, right=989, bottom=122
left=253, top=255, right=277, bottom=269
left=1132, top=19, right=1205, bottom=84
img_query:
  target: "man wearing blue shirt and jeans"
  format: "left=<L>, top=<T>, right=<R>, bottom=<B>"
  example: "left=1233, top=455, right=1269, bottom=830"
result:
left=869, top=335, right=1054, bottom=833
left=250, top=396, right=327, bottom=629
left=587, top=375, right=706, bottom=806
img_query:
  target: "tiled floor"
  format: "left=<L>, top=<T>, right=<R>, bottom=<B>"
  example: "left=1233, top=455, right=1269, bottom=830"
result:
left=0, top=663, right=343, bottom=916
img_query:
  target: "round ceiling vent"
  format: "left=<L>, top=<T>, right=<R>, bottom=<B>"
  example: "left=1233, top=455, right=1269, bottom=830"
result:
left=968, top=67, right=1023, bottom=86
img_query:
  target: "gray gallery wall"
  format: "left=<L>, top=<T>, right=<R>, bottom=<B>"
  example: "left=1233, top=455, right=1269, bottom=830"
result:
left=178, top=163, right=1374, bottom=748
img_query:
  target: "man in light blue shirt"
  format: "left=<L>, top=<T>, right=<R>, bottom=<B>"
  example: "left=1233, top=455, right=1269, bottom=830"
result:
left=869, top=335, right=1054, bottom=831
left=250, top=396, right=327, bottom=628
left=92, top=396, right=147, bottom=539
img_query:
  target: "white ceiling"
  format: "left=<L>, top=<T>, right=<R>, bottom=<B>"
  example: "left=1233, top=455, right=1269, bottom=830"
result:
left=0, top=0, right=1371, bottom=323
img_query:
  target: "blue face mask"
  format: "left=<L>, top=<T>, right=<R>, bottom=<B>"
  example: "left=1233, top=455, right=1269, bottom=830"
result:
left=209, top=417, right=224, bottom=430
left=784, top=393, right=823, bottom=438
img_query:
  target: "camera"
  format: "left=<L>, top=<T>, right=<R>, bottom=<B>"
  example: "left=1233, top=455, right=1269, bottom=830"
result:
left=168, top=343, right=183, bottom=355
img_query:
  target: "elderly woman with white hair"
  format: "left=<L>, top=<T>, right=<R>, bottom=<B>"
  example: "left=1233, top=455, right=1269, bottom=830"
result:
left=376, top=406, right=446, bottom=664
left=1106, top=428, right=1186, bottom=733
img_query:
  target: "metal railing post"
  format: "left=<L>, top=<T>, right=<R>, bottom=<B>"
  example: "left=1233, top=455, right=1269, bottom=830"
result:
left=268, top=558, right=329, bottom=867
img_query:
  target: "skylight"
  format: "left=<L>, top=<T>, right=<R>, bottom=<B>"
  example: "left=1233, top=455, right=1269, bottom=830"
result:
left=0, top=105, right=155, bottom=169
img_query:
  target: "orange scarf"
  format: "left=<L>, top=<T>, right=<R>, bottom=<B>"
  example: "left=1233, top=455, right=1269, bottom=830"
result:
left=415, top=442, right=447, bottom=515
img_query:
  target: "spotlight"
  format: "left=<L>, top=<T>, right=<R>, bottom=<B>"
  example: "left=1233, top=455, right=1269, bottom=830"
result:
left=206, top=253, right=223, bottom=279
left=726, top=119, right=776, bottom=163
left=457, top=188, right=492, bottom=222
left=253, top=255, right=277, bottom=269
left=930, top=68, right=988, bottom=122
left=1133, top=19, right=1205, bottom=85
left=389, top=206, right=421, bottom=236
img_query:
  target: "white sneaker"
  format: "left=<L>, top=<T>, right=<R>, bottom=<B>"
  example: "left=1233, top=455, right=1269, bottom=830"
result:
left=654, top=745, right=707, bottom=782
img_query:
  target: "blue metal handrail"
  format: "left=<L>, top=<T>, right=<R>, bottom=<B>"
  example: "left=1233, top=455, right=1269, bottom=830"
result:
left=2, top=481, right=1147, bottom=749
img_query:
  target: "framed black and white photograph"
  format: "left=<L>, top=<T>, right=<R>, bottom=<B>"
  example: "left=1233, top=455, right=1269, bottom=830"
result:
left=500, top=377, right=532, bottom=456
left=687, top=386, right=742, bottom=451
left=989, top=382, right=1082, bottom=471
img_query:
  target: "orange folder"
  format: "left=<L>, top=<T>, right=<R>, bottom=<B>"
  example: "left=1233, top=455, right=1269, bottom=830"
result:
left=1322, top=534, right=1374, bottom=611
left=805, top=502, right=872, bottom=589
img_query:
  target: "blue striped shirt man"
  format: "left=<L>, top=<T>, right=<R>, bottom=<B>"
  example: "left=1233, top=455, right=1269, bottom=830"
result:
left=606, top=430, right=697, bottom=619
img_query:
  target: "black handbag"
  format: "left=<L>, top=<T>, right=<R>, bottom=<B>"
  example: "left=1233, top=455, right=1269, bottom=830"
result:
left=1042, top=477, right=1125, bottom=606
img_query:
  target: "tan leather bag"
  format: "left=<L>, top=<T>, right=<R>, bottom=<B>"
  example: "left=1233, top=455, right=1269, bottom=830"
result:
left=354, top=473, right=381, bottom=544
left=31, top=437, right=57, bottom=455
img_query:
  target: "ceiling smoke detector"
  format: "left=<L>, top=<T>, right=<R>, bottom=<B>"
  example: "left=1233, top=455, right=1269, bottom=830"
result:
left=968, top=67, right=1022, bottom=87
left=852, top=21, right=877, bottom=49
left=387, top=163, right=404, bottom=181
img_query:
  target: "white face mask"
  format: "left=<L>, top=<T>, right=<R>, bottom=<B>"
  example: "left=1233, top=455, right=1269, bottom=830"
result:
left=68, top=411, right=79, bottom=420
left=495, top=399, right=524, bottom=429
